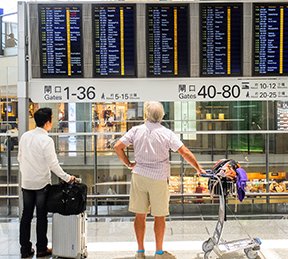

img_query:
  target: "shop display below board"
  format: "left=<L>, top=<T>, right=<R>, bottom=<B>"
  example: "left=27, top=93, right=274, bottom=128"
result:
left=169, top=176, right=208, bottom=194
left=169, top=173, right=288, bottom=194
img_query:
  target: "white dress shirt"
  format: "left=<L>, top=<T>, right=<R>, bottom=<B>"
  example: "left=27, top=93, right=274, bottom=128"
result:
left=120, top=121, right=183, bottom=180
left=18, top=127, right=70, bottom=190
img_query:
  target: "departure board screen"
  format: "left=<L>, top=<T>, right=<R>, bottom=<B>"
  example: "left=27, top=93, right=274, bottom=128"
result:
left=254, top=4, right=288, bottom=76
left=147, top=5, right=189, bottom=77
left=200, top=4, right=242, bottom=76
left=39, top=5, right=82, bottom=77
left=93, top=5, right=136, bottom=77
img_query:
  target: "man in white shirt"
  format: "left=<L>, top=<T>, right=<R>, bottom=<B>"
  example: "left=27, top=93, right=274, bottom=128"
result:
left=114, top=102, right=206, bottom=259
left=18, top=108, right=75, bottom=258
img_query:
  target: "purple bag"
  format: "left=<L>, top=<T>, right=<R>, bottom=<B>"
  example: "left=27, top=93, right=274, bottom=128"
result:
left=236, top=167, right=248, bottom=202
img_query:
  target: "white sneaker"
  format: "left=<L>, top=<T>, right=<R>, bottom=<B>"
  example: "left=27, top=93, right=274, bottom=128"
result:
left=135, top=252, right=145, bottom=259
left=154, top=251, right=176, bottom=259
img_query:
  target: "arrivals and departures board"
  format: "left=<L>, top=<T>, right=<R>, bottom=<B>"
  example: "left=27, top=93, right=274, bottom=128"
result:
left=39, top=5, right=82, bottom=77
left=200, top=3, right=242, bottom=76
left=253, top=3, right=288, bottom=76
left=93, top=5, right=136, bottom=77
left=147, top=5, right=189, bottom=77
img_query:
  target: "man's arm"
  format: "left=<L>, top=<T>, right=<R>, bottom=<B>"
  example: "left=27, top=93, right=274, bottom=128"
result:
left=114, top=140, right=135, bottom=169
left=177, top=145, right=206, bottom=175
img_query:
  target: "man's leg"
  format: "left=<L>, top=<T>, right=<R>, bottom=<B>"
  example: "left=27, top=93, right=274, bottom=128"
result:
left=154, top=216, right=166, bottom=251
left=134, top=213, right=147, bottom=251
left=20, top=189, right=35, bottom=255
left=35, top=185, right=50, bottom=253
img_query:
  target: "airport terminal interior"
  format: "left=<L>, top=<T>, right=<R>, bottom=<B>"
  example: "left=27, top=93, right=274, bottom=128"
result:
left=1, top=0, right=288, bottom=258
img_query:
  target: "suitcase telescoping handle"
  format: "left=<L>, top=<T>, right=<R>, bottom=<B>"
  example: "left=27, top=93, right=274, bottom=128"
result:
left=74, top=177, right=82, bottom=183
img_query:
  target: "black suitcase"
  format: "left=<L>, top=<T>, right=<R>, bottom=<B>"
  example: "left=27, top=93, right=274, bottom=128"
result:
left=46, top=182, right=87, bottom=215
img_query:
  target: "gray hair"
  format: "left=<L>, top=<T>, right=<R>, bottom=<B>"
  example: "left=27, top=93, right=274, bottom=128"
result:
left=144, top=101, right=164, bottom=123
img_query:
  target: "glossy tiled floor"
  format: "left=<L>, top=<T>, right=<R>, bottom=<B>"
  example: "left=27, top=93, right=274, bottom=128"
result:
left=1, top=217, right=288, bottom=259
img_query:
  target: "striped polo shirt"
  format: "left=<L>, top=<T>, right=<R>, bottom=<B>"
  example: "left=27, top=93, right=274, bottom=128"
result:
left=120, top=121, right=183, bottom=180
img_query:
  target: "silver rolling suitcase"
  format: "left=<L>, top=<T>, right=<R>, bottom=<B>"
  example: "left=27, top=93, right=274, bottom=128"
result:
left=52, top=212, right=88, bottom=259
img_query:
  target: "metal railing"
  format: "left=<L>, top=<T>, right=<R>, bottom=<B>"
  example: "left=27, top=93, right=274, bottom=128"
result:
left=1, top=130, right=288, bottom=217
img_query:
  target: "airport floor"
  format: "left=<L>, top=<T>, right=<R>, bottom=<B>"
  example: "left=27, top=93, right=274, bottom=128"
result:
left=1, top=217, right=288, bottom=259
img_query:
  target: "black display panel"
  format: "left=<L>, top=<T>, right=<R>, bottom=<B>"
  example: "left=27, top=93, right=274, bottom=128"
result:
left=253, top=4, right=288, bottom=76
left=39, top=5, right=82, bottom=77
left=147, top=5, right=189, bottom=77
left=200, top=4, right=242, bottom=76
left=93, top=5, right=136, bottom=77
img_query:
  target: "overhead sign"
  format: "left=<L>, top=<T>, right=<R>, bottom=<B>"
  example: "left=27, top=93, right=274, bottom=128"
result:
left=29, top=77, right=288, bottom=103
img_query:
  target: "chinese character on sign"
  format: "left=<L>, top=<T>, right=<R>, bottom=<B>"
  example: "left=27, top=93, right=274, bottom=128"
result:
left=179, top=84, right=186, bottom=93
left=55, top=86, right=61, bottom=93
left=44, top=85, right=52, bottom=94
left=189, top=85, right=195, bottom=92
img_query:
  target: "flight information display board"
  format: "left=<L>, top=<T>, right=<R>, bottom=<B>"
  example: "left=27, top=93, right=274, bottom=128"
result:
left=147, top=5, right=189, bottom=77
left=200, top=4, right=242, bottom=76
left=253, top=4, right=288, bottom=76
left=39, top=5, right=82, bottom=77
left=93, top=5, right=136, bottom=77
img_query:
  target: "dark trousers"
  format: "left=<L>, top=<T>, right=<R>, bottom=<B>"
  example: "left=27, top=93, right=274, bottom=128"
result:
left=20, top=185, right=50, bottom=254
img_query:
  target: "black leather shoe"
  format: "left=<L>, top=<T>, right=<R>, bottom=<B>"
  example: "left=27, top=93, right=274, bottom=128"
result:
left=21, top=248, right=35, bottom=258
left=36, top=248, right=52, bottom=257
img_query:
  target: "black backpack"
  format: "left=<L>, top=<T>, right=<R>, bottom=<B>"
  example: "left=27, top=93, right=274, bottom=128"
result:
left=46, top=182, right=87, bottom=215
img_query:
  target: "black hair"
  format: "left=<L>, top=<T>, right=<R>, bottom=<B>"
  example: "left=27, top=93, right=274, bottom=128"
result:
left=34, top=108, right=52, bottom=127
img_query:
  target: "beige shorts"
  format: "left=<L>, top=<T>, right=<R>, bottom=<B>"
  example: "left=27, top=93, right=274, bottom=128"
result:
left=129, top=173, right=170, bottom=217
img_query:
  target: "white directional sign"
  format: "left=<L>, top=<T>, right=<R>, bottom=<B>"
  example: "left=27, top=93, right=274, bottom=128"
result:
left=29, top=77, right=288, bottom=103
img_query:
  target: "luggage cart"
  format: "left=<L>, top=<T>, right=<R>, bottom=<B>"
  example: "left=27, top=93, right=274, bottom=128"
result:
left=201, top=164, right=261, bottom=259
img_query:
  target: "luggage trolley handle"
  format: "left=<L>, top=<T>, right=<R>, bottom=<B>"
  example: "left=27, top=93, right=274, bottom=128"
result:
left=200, top=171, right=223, bottom=196
left=61, top=178, right=82, bottom=184
left=200, top=170, right=214, bottom=178
left=201, top=171, right=227, bottom=221
left=200, top=170, right=219, bottom=180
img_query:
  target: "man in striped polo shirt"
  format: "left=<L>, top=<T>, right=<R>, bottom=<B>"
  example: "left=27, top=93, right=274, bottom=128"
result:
left=114, top=101, right=206, bottom=259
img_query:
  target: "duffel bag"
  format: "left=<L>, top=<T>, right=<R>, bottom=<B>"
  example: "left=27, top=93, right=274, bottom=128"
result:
left=46, top=182, right=87, bottom=215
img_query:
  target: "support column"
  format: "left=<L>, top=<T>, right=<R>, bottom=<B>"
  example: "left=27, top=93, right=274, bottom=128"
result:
left=17, top=1, right=29, bottom=217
